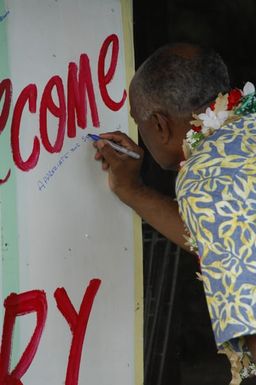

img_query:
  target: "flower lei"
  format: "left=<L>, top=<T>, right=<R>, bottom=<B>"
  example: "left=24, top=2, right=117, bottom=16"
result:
left=181, top=81, right=256, bottom=384
left=182, top=81, right=256, bottom=161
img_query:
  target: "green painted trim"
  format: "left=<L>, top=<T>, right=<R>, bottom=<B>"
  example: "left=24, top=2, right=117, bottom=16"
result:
left=0, top=0, right=20, bottom=365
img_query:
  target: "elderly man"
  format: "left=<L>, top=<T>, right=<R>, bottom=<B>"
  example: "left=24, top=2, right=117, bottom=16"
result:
left=94, top=43, right=256, bottom=383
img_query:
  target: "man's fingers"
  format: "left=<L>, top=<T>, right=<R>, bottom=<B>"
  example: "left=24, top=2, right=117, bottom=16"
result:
left=95, top=140, right=121, bottom=163
left=94, top=150, right=102, bottom=161
left=93, top=143, right=110, bottom=170
left=94, top=136, right=143, bottom=173
left=99, top=131, right=138, bottom=150
left=92, top=134, right=143, bottom=197
left=94, top=142, right=109, bottom=161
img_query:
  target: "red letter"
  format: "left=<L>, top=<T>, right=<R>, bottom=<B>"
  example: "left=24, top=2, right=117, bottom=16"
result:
left=40, top=75, right=66, bottom=153
left=67, top=54, right=100, bottom=138
left=0, top=290, right=47, bottom=385
left=0, top=79, right=12, bottom=184
left=98, top=34, right=127, bottom=111
left=11, top=84, right=40, bottom=171
left=54, top=279, right=101, bottom=385
left=0, top=79, right=12, bottom=134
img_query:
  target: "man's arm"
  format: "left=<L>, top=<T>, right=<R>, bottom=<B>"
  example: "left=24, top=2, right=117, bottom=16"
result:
left=121, top=183, right=188, bottom=250
left=94, top=131, right=191, bottom=253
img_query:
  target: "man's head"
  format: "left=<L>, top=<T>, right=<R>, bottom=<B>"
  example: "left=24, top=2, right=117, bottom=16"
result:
left=129, top=43, right=230, bottom=169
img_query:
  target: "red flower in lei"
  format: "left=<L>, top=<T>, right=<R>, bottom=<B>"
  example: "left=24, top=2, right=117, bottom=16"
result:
left=210, top=101, right=215, bottom=111
left=227, top=88, right=242, bottom=110
left=191, top=125, right=201, bottom=132
left=210, top=88, right=242, bottom=111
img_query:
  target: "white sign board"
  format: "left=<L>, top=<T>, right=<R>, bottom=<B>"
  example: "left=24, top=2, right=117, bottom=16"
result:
left=0, top=1, right=143, bottom=384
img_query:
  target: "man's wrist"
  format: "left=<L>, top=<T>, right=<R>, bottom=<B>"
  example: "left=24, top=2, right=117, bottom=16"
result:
left=115, top=180, right=145, bottom=205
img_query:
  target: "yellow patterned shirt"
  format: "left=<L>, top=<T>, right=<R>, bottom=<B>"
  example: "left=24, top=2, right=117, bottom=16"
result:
left=176, top=113, right=256, bottom=352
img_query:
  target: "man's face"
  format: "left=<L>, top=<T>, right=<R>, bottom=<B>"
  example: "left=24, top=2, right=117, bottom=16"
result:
left=129, top=104, right=166, bottom=168
left=129, top=86, right=183, bottom=170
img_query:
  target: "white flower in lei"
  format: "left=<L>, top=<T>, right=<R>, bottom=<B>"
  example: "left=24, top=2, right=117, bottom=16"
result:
left=243, top=81, right=255, bottom=96
left=185, top=129, right=195, bottom=144
left=198, top=108, right=229, bottom=132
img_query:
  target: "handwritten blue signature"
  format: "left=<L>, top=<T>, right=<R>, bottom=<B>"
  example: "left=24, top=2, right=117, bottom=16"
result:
left=37, top=141, right=83, bottom=192
left=0, top=10, right=9, bottom=23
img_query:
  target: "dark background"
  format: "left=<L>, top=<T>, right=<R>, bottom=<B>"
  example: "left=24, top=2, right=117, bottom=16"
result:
left=132, top=1, right=256, bottom=384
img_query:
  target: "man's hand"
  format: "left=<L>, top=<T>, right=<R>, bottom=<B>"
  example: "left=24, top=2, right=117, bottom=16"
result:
left=94, top=131, right=144, bottom=203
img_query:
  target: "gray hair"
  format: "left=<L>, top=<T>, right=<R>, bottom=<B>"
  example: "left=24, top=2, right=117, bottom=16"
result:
left=131, top=43, right=230, bottom=120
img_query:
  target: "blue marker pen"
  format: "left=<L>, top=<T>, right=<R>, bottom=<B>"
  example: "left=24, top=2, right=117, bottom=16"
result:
left=86, top=134, right=141, bottom=160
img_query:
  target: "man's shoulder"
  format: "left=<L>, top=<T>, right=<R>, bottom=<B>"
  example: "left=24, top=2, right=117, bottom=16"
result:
left=195, top=112, right=256, bottom=154
left=226, top=112, right=256, bottom=130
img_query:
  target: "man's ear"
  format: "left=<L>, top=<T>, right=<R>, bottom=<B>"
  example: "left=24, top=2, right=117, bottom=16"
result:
left=151, top=112, right=171, bottom=144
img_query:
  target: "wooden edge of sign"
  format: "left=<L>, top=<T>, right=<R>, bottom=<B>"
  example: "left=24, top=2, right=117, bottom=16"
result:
left=120, top=1, right=144, bottom=385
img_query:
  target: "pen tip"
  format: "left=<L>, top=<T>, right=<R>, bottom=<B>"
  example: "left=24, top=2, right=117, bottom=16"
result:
left=85, top=134, right=93, bottom=143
